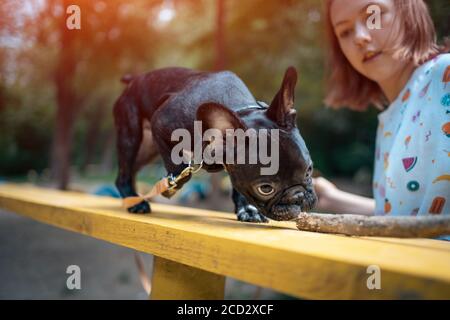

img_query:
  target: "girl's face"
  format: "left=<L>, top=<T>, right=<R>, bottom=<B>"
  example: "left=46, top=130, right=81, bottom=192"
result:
left=330, top=0, right=408, bottom=83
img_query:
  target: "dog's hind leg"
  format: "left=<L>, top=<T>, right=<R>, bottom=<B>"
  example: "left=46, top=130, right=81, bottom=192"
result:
left=114, top=97, right=151, bottom=213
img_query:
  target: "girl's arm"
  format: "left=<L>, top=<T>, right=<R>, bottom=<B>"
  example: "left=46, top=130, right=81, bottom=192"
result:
left=313, top=177, right=375, bottom=216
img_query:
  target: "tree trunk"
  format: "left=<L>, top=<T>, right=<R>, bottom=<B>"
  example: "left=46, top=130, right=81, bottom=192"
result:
left=100, top=129, right=116, bottom=174
left=214, top=0, right=226, bottom=71
left=50, top=0, right=79, bottom=190
left=51, top=106, right=74, bottom=190
left=80, top=103, right=105, bottom=174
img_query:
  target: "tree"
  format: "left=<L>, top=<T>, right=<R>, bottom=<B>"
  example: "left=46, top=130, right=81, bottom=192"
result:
left=28, top=0, right=163, bottom=188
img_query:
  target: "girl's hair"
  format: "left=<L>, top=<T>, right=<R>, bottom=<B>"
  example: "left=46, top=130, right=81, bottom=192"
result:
left=324, top=0, right=446, bottom=111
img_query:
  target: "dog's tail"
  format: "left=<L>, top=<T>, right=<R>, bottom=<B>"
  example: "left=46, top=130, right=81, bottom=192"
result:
left=120, top=74, right=135, bottom=84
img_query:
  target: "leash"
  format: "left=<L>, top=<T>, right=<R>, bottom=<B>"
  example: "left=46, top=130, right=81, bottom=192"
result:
left=122, top=156, right=203, bottom=210
left=134, top=252, right=152, bottom=296
left=127, top=155, right=202, bottom=295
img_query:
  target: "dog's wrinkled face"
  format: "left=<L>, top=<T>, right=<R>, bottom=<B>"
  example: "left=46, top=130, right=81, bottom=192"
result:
left=225, top=127, right=316, bottom=221
left=197, top=67, right=317, bottom=221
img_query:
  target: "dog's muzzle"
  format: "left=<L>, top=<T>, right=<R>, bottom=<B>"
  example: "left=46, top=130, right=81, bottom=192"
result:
left=264, top=184, right=317, bottom=221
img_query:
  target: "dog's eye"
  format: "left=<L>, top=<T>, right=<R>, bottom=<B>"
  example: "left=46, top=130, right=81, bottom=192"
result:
left=257, top=184, right=275, bottom=196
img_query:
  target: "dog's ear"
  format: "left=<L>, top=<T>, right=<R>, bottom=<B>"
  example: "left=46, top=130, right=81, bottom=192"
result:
left=267, top=66, right=298, bottom=128
left=197, top=102, right=247, bottom=133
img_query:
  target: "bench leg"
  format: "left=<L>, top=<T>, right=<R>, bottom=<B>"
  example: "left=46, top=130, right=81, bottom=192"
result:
left=150, top=256, right=226, bottom=300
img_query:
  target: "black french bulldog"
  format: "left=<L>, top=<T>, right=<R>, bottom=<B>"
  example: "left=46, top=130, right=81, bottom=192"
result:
left=113, top=66, right=317, bottom=222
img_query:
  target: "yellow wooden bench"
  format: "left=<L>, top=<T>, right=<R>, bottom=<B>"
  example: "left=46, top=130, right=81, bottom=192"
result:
left=0, top=183, right=449, bottom=299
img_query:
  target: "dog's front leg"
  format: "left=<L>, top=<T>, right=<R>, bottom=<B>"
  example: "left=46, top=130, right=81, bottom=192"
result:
left=232, top=188, right=268, bottom=223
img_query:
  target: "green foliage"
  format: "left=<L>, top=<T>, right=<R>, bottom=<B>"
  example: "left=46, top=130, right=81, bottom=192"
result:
left=0, top=86, right=54, bottom=175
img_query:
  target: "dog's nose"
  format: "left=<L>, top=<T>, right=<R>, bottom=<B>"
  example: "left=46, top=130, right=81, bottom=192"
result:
left=282, top=185, right=306, bottom=202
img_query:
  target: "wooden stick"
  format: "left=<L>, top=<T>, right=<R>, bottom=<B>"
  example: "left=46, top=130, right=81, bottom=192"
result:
left=295, top=212, right=450, bottom=238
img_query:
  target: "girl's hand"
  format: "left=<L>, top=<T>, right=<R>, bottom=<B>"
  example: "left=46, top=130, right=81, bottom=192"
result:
left=312, top=177, right=375, bottom=216
left=312, top=177, right=338, bottom=211
left=313, top=176, right=337, bottom=196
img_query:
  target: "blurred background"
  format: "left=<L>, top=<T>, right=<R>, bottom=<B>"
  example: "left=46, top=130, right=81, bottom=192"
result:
left=0, top=0, right=448, bottom=299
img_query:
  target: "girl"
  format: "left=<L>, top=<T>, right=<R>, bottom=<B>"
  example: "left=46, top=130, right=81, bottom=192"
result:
left=315, top=0, right=449, bottom=217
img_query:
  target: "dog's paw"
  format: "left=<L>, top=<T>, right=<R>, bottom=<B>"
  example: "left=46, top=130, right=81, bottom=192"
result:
left=236, top=205, right=268, bottom=223
left=127, top=201, right=151, bottom=214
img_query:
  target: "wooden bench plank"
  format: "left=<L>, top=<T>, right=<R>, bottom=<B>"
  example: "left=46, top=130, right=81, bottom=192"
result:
left=0, top=183, right=449, bottom=299
left=151, top=256, right=225, bottom=300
